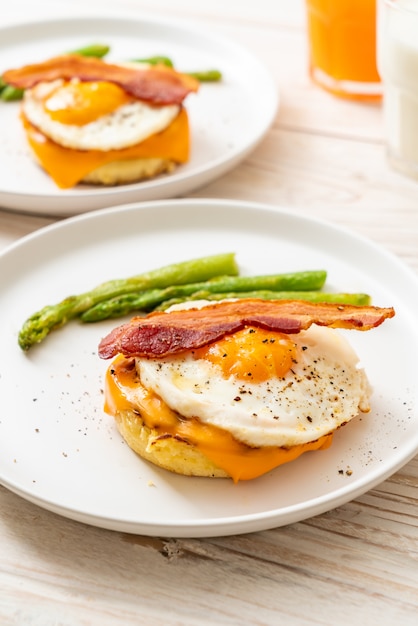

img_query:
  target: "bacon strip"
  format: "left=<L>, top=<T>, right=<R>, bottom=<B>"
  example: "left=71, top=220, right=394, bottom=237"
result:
left=98, top=298, right=395, bottom=359
left=3, top=55, right=199, bottom=105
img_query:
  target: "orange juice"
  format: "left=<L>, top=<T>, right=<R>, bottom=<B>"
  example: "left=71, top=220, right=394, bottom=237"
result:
left=306, top=0, right=381, bottom=99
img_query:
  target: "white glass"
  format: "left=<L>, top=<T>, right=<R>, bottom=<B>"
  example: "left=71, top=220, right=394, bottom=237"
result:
left=378, top=0, right=418, bottom=179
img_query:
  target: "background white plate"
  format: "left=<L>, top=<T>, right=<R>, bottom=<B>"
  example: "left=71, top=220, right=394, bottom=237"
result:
left=0, top=16, right=278, bottom=216
left=1, top=199, right=417, bottom=538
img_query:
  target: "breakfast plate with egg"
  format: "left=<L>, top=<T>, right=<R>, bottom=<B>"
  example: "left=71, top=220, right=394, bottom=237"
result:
left=0, top=16, right=278, bottom=216
left=0, top=198, right=417, bottom=537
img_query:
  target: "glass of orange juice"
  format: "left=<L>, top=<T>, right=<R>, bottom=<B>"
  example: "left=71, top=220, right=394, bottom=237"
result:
left=305, top=0, right=382, bottom=99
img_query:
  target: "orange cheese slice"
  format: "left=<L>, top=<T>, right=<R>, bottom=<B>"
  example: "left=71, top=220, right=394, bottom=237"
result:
left=21, top=107, right=190, bottom=189
left=104, top=356, right=333, bottom=482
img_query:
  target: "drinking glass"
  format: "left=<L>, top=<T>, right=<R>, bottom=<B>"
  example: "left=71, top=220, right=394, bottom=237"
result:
left=378, top=0, right=418, bottom=179
left=306, top=0, right=382, bottom=99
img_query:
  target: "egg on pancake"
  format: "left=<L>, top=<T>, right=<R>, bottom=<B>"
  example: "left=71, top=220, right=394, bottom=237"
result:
left=3, top=55, right=198, bottom=188
left=98, top=298, right=395, bottom=482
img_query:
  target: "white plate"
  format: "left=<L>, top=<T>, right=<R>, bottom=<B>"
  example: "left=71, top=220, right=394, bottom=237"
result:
left=0, top=15, right=277, bottom=216
left=1, top=199, right=417, bottom=538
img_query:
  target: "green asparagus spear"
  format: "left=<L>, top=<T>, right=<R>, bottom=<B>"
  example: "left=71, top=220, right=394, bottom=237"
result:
left=80, top=270, right=327, bottom=322
left=131, top=57, right=222, bottom=81
left=156, top=290, right=371, bottom=311
left=194, top=290, right=371, bottom=305
left=0, top=85, right=25, bottom=101
left=186, top=69, right=222, bottom=82
left=18, top=253, right=238, bottom=351
left=132, top=55, right=174, bottom=67
left=1, top=43, right=110, bottom=103
left=81, top=288, right=172, bottom=321
left=67, top=43, right=110, bottom=58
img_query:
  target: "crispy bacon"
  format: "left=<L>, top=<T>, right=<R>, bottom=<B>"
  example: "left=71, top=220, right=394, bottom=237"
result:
left=98, top=298, right=395, bottom=359
left=3, top=55, right=199, bottom=105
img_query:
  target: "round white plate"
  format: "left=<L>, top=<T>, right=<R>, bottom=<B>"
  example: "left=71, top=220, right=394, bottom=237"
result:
left=1, top=199, right=417, bottom=538
left=0, top=15, right=277, bottom=217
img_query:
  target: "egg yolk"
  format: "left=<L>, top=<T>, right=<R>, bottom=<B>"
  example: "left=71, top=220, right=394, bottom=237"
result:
left=193, top=327, right=298, bottom=383
left=43, top=80, right=133, bottom=125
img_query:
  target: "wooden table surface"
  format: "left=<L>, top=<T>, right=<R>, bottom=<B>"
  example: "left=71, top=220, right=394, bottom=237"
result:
left=1, top=1, right=417, bottom=624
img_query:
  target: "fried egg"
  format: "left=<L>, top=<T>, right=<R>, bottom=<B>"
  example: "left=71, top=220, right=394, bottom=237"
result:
left=135, top=323, right=371, bottom=449
left=22, top=78, right=180, bottom=151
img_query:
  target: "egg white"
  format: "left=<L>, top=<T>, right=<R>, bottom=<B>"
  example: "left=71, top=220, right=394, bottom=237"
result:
left=22, top=79, right=180, bottom=151
left=135, top=324, right=371, bottom=448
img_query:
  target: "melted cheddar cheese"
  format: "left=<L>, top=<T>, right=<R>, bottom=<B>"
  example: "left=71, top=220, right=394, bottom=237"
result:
left=104, top=356, right=333, bottom=482
left=21, top=107, right=189, bottom=189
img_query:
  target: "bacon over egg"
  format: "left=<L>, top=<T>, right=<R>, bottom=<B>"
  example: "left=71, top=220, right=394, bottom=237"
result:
left=3, top=55, right=199, bottom=188
left=98, top=299, right=394, bottom=482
